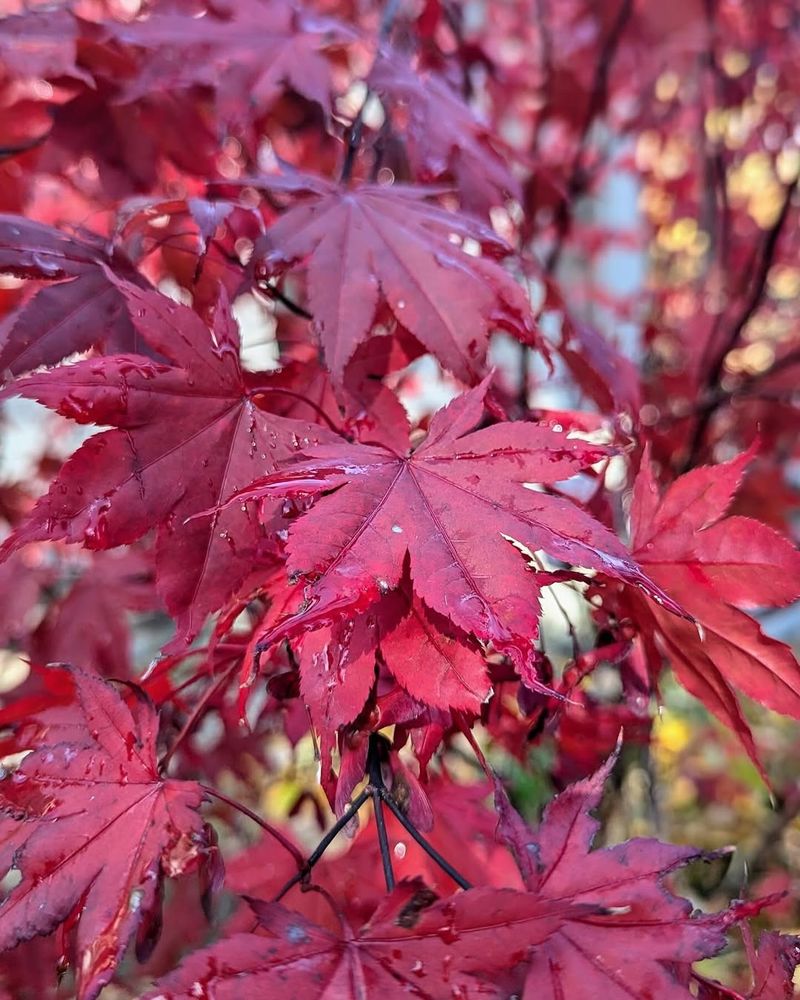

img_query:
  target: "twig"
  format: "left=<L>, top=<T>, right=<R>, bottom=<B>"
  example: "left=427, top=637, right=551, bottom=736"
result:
left=380, top=791, right=472, bottom=890
left=0, top=132, right=50, bottom=160
left=680, top=174, right=798, bottom=470
left=530, top=0, right=553, bottom=154
left=256, top=280, right=313, bottom=320
left=544, top=0, right=634, bottom=274
left=339, top=0, right=403, bottom=184
left=272, top=788, right=371, bottom=902
left=158, top=661, right=238, bottom=772
left=720, top=785, right=800, bottom=897
left=367, top=735, right=396, bottom=891
left=201, top=785, right=305, bottom=869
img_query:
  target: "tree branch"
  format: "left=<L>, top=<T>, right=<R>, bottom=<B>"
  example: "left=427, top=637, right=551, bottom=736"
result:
left=272, top=788, right=371, bottom=902
left=368, top=735, right=396, bottom=891
left=544, top=0, right=634, bottom=274
left=680, top=174, right=798, bottom=470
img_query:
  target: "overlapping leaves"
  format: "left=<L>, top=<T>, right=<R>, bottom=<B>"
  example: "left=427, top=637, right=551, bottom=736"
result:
left=230, top=379, right=680, bottom=691
left=626, top=448, right=800, bottom=768
left=0, top=279, right=338, bottom=644
left=0, top=667, right=217, bottom=1000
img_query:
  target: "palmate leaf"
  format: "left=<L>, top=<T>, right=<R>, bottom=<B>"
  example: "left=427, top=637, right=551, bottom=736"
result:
left=269, top=576, right=491, bottom=732
left=696, top=930, right=800, bottom=999
left=102, top=0, right=354, bottom=122
left=251, top=173, right=538, bottom=380
left=148, top=880, right=580, bottom=999
left=368, top=52, right=521, bottom=215
left=0, top=279, right=338, bottom=646
left=0, top=667, right=217, bottom=1000
left=0, top=216, right=145, bottom=377
left=151, top=756, right=734, bottom=1000
left=626, top=447, right=800, bottom=767
left=493, top=753, right=733, bottom=999
left=230, top=379, right=681, bottom=687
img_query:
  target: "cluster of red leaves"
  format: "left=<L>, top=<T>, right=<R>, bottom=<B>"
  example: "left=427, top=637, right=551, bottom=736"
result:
left=0, top=0, right=799, bottom=997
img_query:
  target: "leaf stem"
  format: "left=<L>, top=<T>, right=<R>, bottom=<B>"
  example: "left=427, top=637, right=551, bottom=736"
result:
left=158, top=661, right=237, bottom=772
left=201, top=785, right=305, bottom=869
left=251, top=385, right=341, bottom=434
left=255, top=280, right=313, bottom=320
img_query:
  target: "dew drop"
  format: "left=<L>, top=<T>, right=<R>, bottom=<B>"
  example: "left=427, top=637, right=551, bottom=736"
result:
left=391, top=524, right=403, bottom=534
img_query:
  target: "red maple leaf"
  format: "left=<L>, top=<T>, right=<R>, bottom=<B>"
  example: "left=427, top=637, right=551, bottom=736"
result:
left=252, top=173, right=537, bottom=380
left=290, top=576, right=491, bottom=735
left=147, top=878, right=584, bottom=998
left=493, top=752, right=732, bottom=998
left=369, top=53, right=521, bottom=214
left=31, top=549, right=158, bottom=678
left=232, top=379, right=679, bottom=684
left=0, top=216, right=145, bottom=377
left=696, top=930, right=800, bottom=999
left=0, top=666, right=217, bottom=1000
left=626, top=447, right=800, bottom=767
left=0, top=279, right=338, bottom=645
left=154, top=753, right=736, bottom=999
left=103, top=0, right=353, bottom=124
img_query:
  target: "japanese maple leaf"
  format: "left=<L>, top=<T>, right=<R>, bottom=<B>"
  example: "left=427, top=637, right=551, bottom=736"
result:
left=31, top=550, right=158, bottom=678
left=0, top=666, right=216, bottom=1000
left=627, top=447, right=800, bottom=767
left=233, top=379, right=679, bottom=686
left=0, top=551, right=47, bottom=647
left=0, top=216, right=145, bottom=377
left=369, top=53, right=521, bottom=215
left=105, top=0, right=352, bottom=122
left=252, top=173, right=536, bottom=380
left=295, top=577, right=491, bottom=734
left=0, top=7, right=89, bottom=82
left=696, top=930, right=800, bottom=999
left=148, top=879, right=587, bottom=999
left=493, top=752, right=732, bottom=998
left=0, top=279, right=337, bottom=645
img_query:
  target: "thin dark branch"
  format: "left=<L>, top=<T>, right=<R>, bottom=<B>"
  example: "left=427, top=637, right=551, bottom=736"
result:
left=272, top=788, right=371, bottom=902
left=252, top=385, right=341, bottom=434
left=340, top=0, right=403, bottom=183
left=256, top=280, right=313, bottom=320
left=340, top=110, right=367, bottom=184
left=544, top=0, right=634, bottom=274
left=372, top=789, right=396, bottom=890
left=201, top=785, right=305, bottom=869
left=680, top=174, right=798, bottom=470
left=367, top=734, right=396, bottom=890
left=159, top=661, right=238, bottom=772
left=530, top=0, right=553, bottom=154
left=380, top=791, right=472, bottom=890
left=378, top=0, right=402, bottom=39
left=0, top=131, right=50, bottom=160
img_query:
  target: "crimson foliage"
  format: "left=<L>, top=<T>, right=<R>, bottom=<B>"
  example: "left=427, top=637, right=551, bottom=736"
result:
left=0, top=0, right=799, bottom=997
